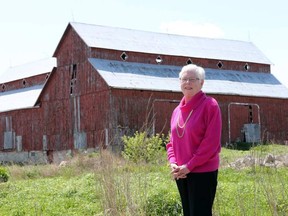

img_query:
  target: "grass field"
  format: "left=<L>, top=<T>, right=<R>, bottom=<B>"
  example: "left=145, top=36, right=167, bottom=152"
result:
left=0, top=144, right=288, bottom=215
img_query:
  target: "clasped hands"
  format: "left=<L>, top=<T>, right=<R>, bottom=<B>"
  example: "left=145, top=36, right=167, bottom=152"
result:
left=170, top=163, right=190, bottom=180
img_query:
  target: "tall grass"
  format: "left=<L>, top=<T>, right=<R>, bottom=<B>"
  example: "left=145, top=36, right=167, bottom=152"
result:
left=95, top=150, right=147, bottom=215
left=214, top=143, right=288, bottom=216
left=0, top=143, right=288, bottom=215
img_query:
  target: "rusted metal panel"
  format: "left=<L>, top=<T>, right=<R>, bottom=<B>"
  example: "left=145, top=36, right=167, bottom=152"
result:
left=4, top=131, right=14, bottom=149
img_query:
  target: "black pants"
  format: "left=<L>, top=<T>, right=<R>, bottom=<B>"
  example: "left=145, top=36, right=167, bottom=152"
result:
left=176, top=170, right=218, bottom=216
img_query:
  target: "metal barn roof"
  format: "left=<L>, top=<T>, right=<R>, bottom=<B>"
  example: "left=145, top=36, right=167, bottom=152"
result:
left=89, top=58, right=288, bottom=99
left=71, top=22, right=272, bottom=65
left=0, top=58, right=56, bottom=83
left=0, top=85, right=43, bottom=112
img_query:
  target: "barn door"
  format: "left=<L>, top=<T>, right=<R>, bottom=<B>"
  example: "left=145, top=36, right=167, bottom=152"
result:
left=228, top=102, right=261, bottom=144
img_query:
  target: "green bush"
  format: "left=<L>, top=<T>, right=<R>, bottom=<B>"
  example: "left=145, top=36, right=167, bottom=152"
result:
left=145, top=188, right=182, bottom=216
left=0, top=166, right=9, bottom=182
left=121, top=132, right=166, bottom=164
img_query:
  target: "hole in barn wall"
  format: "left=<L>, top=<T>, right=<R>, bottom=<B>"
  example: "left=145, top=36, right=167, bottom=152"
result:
left=248, top=105, right=253, bottom=123
left=186, top=58, right=193, bottom=64
left=244, top=63, right=250, bottom=71
left=217, top=61, right=223, bottom=69
left=22, top=79, right=26, bottom=87
left=120, top=52, right=128, bottom=61
left=70, top=64, right=77, bottom=95
left=1, top=84, right=6, bottom=92
left=156, top=56, right=163, bottom=64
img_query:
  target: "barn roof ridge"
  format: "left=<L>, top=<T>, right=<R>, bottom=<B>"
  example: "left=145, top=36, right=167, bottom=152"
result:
left=70, top=21, right=247, bottom=42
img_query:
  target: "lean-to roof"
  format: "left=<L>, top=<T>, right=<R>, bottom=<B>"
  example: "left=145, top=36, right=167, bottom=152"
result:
left=0, top=85, right=43, bottom=112
left=89, top=58, right=288, bottom=99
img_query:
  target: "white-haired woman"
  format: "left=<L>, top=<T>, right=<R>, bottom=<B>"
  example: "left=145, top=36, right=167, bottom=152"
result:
left=166, top=64, right=222, bottom=216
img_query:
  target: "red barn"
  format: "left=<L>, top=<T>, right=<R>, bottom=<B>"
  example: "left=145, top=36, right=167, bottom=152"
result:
left=1, top=22, right=288, bottom=163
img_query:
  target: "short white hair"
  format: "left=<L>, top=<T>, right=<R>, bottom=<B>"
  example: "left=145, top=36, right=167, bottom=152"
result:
left=179, top=64, right=205, bottom=80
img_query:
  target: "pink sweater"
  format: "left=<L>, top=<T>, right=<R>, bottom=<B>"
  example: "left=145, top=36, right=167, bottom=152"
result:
left=166, top=91, right=222, bottom=173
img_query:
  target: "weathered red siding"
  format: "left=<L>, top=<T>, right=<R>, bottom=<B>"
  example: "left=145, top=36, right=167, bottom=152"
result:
left=90, top=48, right=270, bottom=72
left=212, top=94, right=288, bottom=144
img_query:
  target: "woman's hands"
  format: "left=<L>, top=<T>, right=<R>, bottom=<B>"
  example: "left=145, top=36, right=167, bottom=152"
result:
left=170, top=163, right=190, bottom=180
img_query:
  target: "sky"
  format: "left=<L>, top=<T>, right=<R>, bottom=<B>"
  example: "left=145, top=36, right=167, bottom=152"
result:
left=1, top=0, right=288, bottom=87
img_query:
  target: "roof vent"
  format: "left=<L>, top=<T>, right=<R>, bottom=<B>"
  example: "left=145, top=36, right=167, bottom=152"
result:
left=120, top=52, right=128, bottom=61
left=217, top=61, right=223, bottom=69
left=186, top=58, right=193, bottom=64
left=156, top=56, right=163, bottom=64
left=244, top=63, right=250, bottom=71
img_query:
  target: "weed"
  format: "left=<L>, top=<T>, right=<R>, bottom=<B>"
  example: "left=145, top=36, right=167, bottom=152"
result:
left=0, top=166, right=9, bottom=182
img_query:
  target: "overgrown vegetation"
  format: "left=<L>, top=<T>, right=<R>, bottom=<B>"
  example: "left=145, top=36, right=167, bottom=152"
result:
left=121, top=131, right=167, bottom=164
left=0, top=166, right=9, bottom=182
left=0, top=133, right=288, bottom=215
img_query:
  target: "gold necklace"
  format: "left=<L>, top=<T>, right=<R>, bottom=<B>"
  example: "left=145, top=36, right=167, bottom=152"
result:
left=176, top=109, right=193, bottom=138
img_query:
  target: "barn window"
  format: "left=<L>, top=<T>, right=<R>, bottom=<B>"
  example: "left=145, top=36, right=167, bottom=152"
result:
left=120, top=52, right=128, bottom=61
left=244, top=63, right=250, bottom=71
left=217, top=61, right=223, bottom=69
left=156, top=56, right=162, bottom=64
left=1, top=84, right=6, bottom=92
left=22, top=79, right=26, bottom=86
left=186, top=58, right=193, bottom=64
left=70, top=64, right=77, bottom=95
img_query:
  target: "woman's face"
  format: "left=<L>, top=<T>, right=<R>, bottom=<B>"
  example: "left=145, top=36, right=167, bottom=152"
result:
left=180, top=70, right=204, bottom=99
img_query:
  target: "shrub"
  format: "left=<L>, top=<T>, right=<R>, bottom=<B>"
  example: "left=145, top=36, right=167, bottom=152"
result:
left=145, top=188, right=182, bottom=216
left=0, top=166, right=9, bottom=182
left=121, top=132, right=166, bottom=164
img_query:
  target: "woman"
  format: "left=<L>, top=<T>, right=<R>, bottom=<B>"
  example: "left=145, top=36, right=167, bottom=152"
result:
left=166, top=64, right=222, bottom=216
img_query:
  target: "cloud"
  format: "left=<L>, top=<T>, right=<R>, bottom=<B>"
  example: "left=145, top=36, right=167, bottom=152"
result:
left=160, top=21, right=224, bottom=38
